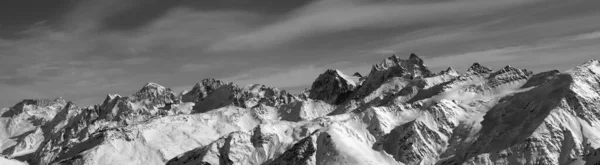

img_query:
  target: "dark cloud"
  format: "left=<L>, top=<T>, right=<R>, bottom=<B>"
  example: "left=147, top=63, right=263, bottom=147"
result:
left=98, top=0, right=185, bottom=31
left=0, top=0, right=75, bottom=38
left=93, top=0, right=314, bottom=31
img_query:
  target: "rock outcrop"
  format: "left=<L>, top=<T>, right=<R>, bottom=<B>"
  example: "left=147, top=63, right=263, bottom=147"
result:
left=309, top=69, right=361, bottom=104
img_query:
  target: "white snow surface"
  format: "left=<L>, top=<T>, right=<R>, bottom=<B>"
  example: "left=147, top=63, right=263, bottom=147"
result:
left=0, top=156, right=28, bottom=165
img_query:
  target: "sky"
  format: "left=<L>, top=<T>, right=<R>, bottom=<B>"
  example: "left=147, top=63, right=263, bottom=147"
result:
left=1, top=0, right=600, bottom=108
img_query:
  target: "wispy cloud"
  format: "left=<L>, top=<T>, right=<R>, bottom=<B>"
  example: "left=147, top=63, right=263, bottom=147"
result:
left=565, top=31, right=600, bottom=41
left=1, top=0, right=600, bottom=108
left=0, top=5, right=260, bottom=107
left=423, top=33, right=600, bottom=72
left=209, top=0, right=538, bottom=51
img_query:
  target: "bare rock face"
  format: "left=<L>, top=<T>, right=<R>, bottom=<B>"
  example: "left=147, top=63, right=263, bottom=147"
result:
left=268, top=135, right=317, bottom=165
left=309, top=69, right=361, bottom=104
left=467, top=62, right=493, bottom=75
left=181, top=78, right=227, bottom=103
left=130, top=82, right=180, bottom=105
left=355, top=54, right=433, bottom=98
left=182, top=78, right=300, bottom=113
left=1, top=55, right=600, bottom=165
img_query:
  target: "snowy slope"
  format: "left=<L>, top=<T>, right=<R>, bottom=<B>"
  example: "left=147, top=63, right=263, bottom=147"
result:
left=0, top=54, right=599, bottom=165
left=0, top=156, right=28, bottom=165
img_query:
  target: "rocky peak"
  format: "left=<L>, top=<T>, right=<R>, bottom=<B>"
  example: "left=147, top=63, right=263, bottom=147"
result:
left=408, top=53, right=424, bottom=66
left=521, top=70, right=561, bottom=88
left=374, top=54, right=426, bottom=71
left=309, top=69, right=359, bottom=104
left=18, top=97, right=67, bottom=107
left=241, top=84, right=292, bottom=102
left=199, top=78, right=226, bottom=87
left=1, top=97, right=69, bottom=118
left=565, top=59, right=600, bottom=78
left=371, top=54, right=433, bottom=78
left=354, top=54, right=433, bottom=98
left=467, top=62, right=492, bottom=74
left=501, top=65, right=518, bottom=71
left=102, top=94, right=121, bottom=104
left=353, top=72, right=363, bottom=77
left=579, top=59, right=600, bottom=70
left=186, top=79, right=299, bottom=112
left=107, top=94, right=120, bottom=100
left=182, top=78, right=227, bottom=103
left=130, top=82, right=178, bottom=104
left=490, top=65, right=533, bottom=77
left=137, top=82, right=167, bottom=94
left=439, top=67, right=459, bottom=76
left=585, top=59, right=599, bottom=65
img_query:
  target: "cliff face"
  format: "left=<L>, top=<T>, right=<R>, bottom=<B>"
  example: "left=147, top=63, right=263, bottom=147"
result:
left=1, top=55, right=599, bottom=165
left=309, top=69, right=361, bottom=105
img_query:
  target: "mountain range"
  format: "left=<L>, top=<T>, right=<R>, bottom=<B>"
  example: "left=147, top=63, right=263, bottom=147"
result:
left=1, top=54, right=599, bottom=165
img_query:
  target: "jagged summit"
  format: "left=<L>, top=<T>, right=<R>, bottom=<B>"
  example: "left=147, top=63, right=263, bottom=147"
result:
left=503, top=65, right=515, bottom=70
left=373, top=54, right=400, bottom=70
left=467, top=62, right=492, bottom=74
left=439, top=67, right=459, bottom=76
left=324, top=69, right=337, bottom=73
left=373, top=54, right=427, bottom=72
left=1, top=97, right=69, bottom=118
left=354, top=54, right=433, bottom=98
left=492, top=65, right=529, bottom=76
left=309, top=69, right=360, bottom=104
left=181, top=78, right=227, bottom=103
left=199, top=78, right=227, bottom=86
left=567, top=59, right=599, bottom=71
left=101, top=94, right=121, bottom=105
left=133, top=82, right=168, bottom=98
left=15, top=97, right=67, bottom=107
left=107, top=94, right=121, bottom=100
left=409, top=53, right=420, bottom=59
left=143, top=82, right=165, bottom=89
left=587, top=58, right=599, bottom=63
left=192, top=78, right=228, bottom=92
left=446, top=67, right=456, bottom=72
left=580, top=59, right=599, bottom=68
left=568, top=59, right=600, bottom=78
left=408, top=53, right=424, bottom=65
left=372, top=53, right=432, bottom=77
left=130, top=82, right=178, bottom=105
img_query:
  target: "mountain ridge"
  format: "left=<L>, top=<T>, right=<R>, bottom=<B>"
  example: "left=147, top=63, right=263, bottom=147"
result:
left=0, top=54, right=599, bottom=165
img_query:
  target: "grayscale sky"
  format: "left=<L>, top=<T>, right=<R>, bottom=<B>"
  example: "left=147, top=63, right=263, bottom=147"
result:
left=1, top=0, right=600, bottom=108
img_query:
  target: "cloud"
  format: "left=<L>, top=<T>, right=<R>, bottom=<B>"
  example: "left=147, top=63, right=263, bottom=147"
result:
left=565, top=31, right=600, bottom=41
left=209, top=0, right=539, bottom=51
left=61, top=0, right=145, bottom=31
left=423, top=34, right=600, bottom=72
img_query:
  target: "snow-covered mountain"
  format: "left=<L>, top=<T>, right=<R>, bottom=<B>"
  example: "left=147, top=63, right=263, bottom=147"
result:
left=1, top=54, right=599, bottom=165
